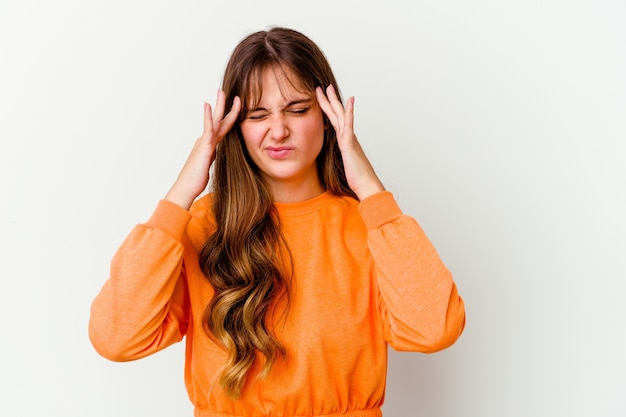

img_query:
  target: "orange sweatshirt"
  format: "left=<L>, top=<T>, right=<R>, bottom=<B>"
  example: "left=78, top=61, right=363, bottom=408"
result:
left=89, top=191, right=465, bottom=417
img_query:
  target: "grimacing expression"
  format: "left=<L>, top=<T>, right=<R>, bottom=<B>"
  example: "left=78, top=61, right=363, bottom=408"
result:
left=239, top=67, right=325, bottom=197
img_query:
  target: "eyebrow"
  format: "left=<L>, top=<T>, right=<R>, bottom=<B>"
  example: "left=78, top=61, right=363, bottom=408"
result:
left=249, top=98, right=313, bottom=112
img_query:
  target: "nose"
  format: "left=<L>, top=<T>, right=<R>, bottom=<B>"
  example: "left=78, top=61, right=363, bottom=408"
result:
left=268, top=113, right=289, bottom=141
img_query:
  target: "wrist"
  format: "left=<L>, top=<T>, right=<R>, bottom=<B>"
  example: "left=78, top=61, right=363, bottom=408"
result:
left=354, top=180, right=385, bottom=201
left=165, top=185, right=195, bottom=210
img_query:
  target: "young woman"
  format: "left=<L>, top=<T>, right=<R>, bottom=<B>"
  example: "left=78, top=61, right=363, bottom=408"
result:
left=89, top=27, right=465, bottom=417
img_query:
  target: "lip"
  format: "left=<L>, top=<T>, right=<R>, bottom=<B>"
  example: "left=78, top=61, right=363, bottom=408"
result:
left=266, top=146, right=294, bottom=159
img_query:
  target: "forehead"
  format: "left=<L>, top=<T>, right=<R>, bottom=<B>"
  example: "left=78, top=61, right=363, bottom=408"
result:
left=246, top=65, right=312, bottom=106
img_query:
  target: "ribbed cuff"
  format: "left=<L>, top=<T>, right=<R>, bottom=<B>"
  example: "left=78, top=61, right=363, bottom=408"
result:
left=144, top=199, right=192, bottom=242
left=357, top=191, right=403, bottom=230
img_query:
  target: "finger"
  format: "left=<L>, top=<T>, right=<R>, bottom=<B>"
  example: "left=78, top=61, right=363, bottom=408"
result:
left=203, top=102, right=214, bottom=136
left=216, top=96, right=242, bottom=139
left=212, top=89, right=227, bottom=131
left=325, top=85, right=345, bottom=128
left=315, top=87, right=339, bottom=129
left=344, top=96, right=355, bottom=131
left=325, top=85, right=345, bottom=115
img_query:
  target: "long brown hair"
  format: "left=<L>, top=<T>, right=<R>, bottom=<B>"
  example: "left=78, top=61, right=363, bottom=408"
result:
left=198, top=27, right=357, bottom=398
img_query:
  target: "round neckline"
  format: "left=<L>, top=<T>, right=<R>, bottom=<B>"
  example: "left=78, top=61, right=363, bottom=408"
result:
left=273, top=191, right=334, bottom=216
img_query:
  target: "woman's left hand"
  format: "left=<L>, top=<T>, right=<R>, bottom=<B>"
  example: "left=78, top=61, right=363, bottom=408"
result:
left=316, top=85, right=385, bottom=200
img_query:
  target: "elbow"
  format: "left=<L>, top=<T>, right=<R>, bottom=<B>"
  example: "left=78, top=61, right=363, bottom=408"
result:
left=89, top=330, right=129, bottom=362
left=88, top=316, right=144, bottom=362
left=420, top=311, right=466, bottom=353
left=389, top=297, right=466, bottom=353
left=88, top=312, right=183, bottom=361
left=422, top=283, right=466, bottom=353
left=422, top=297, right=466, bottom=353
left=91, top=344, right=134, bottom=363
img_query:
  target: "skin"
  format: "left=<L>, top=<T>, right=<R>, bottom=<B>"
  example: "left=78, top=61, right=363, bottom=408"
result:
left=239, top=68, right=326, bottom=203
left=165, top=70, right=384, bottom=208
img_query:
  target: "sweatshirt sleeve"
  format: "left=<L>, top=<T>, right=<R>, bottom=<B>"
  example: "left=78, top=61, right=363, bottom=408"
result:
left=358, top=191, right=465, bottom=353
left=89, top=199, right=192, bottom=361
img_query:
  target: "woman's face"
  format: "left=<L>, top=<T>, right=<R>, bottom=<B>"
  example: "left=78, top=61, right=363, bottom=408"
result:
left=239, top=67, right=325, bottom=202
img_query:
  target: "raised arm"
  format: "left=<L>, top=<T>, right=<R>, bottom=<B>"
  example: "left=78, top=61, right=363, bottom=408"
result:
left=88, top=200, right=194, bottom=361
left=89, top=93, right=240, bottom=360
left=315, top=85, right=385, bottom=200
left=165, top=91, right=241, bottom=209
left=359, top=192, right=465, bottom=353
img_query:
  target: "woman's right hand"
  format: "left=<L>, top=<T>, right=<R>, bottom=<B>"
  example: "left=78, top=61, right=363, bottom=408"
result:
left=165, top=90, right=241, bottom=209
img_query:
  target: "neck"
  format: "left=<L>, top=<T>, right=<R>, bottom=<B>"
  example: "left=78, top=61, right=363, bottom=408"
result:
left=269, top=178, right=325, bottom=203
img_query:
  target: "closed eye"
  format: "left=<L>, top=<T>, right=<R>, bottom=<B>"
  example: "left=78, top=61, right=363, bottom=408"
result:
left=246, top=112, right=268, bottom=120
left=288, top=107, right=310, bottom=115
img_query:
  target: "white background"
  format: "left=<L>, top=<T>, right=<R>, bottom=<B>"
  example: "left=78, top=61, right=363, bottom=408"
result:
left=1, top=1, right=625, bottom=416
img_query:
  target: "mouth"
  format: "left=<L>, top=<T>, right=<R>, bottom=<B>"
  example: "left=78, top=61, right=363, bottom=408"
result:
left=266, top=146, right=294, bottom=159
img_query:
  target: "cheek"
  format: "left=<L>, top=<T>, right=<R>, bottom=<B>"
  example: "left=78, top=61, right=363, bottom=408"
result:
left=301, top=114, right=326, bottom=144
left=240, top=124, right=262, bottom=152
